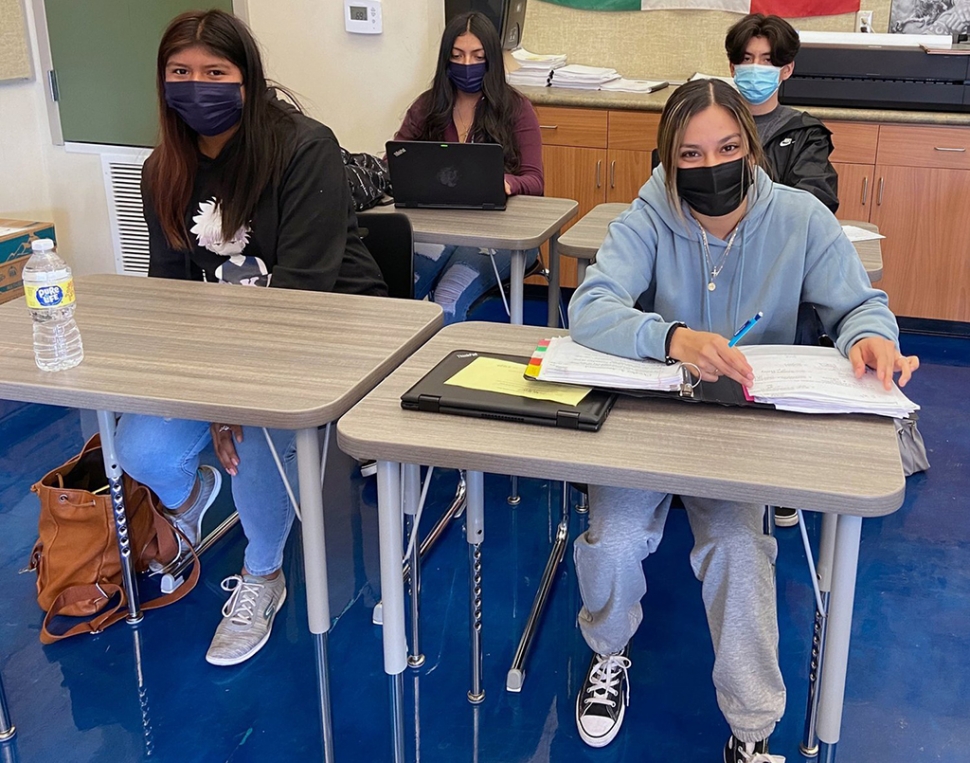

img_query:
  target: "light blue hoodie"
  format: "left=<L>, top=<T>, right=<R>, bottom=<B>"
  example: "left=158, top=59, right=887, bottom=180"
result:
left=568, top=166, right=898, bottom=361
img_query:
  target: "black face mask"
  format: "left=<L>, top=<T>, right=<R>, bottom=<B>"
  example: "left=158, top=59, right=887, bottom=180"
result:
left=676, top=158, right=751, bottom=217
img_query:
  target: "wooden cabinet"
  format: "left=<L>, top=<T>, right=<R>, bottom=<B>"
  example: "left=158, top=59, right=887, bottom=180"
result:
left=536, top=106, right=659, bottom=287
left=870, top=164, right=970, bottom=322
left=828, top=121, right=878, bottom=224
left=831, top=162, right=874, bottom=222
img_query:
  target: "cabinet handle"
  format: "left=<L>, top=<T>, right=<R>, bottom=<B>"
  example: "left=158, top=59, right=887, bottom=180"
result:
left=539, top=124, right=558, bottom=130
left=610, top=160, right=616, bottom=189
left=596, top=160, right=602, bottom=189
left=933, top=146, right=966, bottom=152
left=876, top=177, right=885, bottom=206
left=860, top=176, right=868, bottom=206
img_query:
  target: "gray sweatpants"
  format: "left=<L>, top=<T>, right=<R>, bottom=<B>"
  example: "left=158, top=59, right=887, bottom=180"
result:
left=574, top=485, right=786, bottom=744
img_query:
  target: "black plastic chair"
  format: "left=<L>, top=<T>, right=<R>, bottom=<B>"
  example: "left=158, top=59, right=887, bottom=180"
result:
left=357, top=211, right=415, bottom=300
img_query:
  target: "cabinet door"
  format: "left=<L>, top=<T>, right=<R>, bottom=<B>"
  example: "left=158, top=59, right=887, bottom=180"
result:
left=606, top=149, right=652, bottom=203
left=869, top=164, right=970, bottom=322
left=538, top=145, right=607, bottom=289
left=832, top=163, right=874, bottom=222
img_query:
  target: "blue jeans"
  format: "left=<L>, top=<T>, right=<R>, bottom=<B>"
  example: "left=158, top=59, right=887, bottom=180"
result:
left=413, top=244, right=540, bottom=324
left=115, top=414, right=297, bottom=577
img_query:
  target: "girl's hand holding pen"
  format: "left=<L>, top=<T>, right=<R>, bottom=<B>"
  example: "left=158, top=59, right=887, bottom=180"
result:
left=668, top=327, right=754, bottom=385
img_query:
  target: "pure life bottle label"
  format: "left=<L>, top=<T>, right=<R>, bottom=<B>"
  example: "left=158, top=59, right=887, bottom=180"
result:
left=25, top=273, right=76, bottom=309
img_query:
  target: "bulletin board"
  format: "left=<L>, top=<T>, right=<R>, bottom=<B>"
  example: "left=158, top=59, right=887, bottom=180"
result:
left=0, top=0, right=32, bottom=82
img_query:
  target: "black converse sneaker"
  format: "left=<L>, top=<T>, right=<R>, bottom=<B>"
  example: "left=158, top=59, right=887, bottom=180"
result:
left=575, top=647, right=631, bottom=748
left=723, top=734, right=785, bottom=762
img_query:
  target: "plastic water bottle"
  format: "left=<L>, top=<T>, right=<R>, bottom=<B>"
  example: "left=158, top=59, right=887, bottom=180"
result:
left=22, top=238, right=84, bottom=371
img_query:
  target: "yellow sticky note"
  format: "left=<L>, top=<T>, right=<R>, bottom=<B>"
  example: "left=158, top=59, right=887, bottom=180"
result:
left=444, top=356, right=591, bottom=406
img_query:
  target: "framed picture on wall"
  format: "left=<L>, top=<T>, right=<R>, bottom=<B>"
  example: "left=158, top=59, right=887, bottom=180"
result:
left=890, top=0, right=970, bottom=36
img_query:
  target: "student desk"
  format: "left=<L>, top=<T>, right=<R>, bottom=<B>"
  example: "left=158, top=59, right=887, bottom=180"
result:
left=336, top=321, right=905, bottom=763
left=371, top=196, right=578, bottom=326
left=0, top=274, right=442, bottom=763
left=559, top=203, right=884, bottom=285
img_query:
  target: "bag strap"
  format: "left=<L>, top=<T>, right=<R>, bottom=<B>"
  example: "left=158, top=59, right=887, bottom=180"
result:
left=39, top=535, right=202, bottom=644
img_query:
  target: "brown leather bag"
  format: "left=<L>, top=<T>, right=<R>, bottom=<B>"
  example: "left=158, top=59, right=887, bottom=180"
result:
left=27, top=434, right=200, bottom=643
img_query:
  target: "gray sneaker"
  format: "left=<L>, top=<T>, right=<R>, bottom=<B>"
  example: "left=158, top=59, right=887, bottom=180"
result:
left=205, top=572, right=287, bottom=667
left=167, top=465, right=222, bottom=548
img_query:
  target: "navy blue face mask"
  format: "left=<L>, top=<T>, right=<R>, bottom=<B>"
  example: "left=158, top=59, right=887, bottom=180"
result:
left=447, top=62, right=486, bottom=93
left=164, top=81, right=243, bottom=136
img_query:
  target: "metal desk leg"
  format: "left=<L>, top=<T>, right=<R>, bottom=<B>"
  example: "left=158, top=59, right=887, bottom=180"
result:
left=96, top=410, right=142, bottom=623
left=816, top=514, right=863, bottom=763
left=510, top=250, right=525, bottom=326
left=801, top=512, right=838, bottom=757
left=0, top=671, right=15, bottom=742
left=377, top=461, right=408, bottom=763
left=508, top=476, right=520, bottom=506
left=577, top=257, right=589, bottom=287
left=547, top=232, right=562, bottom=328
left=466, top=470, right=485, bottom=703
left=402, top=464, right=425, bottom=668
left=507, top=482, right=570, bottom=692
left=296, top=427, right=334, bottom=763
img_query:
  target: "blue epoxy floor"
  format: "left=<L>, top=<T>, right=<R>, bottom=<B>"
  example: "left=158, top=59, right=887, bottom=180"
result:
left=1, top=304, right=969, bottom=763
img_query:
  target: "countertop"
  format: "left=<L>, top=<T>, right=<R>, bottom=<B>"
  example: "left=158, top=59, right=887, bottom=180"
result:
left=518, top=84, right=970, bottom=127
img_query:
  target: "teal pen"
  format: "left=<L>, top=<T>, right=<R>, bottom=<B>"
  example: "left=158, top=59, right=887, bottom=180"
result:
left=728, top=311, right=763, bottom=347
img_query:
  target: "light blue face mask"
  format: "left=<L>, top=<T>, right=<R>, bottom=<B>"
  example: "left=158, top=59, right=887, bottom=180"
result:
left=733, top=64, right=782, bottom=106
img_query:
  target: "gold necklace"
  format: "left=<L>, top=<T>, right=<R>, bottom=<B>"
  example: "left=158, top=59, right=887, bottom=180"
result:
left=699, top=225, right=740, bottom=292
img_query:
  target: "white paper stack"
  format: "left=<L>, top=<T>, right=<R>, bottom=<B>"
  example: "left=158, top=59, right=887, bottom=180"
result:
left=599, top=78, right=669, bottom=94
left=508, top=48, right=566, bottom=88
left=551, top=64, right=621, bottom=90
left=841, top=225, right=885, bottom=243
left=741, top=345, right=919, bottom=418
left=534, top=337, right=682, bottom=391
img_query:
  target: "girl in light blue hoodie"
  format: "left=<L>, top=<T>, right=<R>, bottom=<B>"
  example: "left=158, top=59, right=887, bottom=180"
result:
left=568, top=80, right=919, bottom=761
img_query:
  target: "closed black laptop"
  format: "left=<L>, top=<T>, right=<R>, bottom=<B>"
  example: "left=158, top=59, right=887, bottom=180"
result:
left=386, top=141, right=507, bottom=210
left=400, top=350, right=617, bottom=431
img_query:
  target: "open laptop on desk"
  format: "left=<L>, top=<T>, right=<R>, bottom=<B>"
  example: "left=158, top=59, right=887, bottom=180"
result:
left=385, top=141, right=507, bottom=210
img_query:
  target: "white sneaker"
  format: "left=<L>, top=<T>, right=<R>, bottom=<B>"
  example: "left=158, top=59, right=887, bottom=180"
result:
left=205, top=572, right=287, bottom=666
left=575, top=647, right=631, bottom=748
left=167, top=465, right=222, bottom=548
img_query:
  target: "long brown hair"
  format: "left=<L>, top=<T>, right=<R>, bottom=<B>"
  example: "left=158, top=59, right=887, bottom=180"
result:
left=418, top=12, right=523, bottom=173
left=144, top=10, right=300, bottom=251
left=656, top=79, right=766, bottom=215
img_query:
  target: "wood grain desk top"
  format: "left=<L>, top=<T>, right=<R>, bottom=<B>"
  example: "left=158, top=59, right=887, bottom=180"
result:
left=337, top=322, right=905, bottom=516
left=0, top=274, right=443, bottom=429
left=558, top=205, right=884, bottom=282
left=370, top=195, right=579, bottom=249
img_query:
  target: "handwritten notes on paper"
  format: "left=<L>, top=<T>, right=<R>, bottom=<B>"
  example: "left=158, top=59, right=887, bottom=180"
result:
left=740, top=345, right=918, bottom=417
left=534, top=336, right=682, bottom=391
left=445, top=356, right=591, bottom=406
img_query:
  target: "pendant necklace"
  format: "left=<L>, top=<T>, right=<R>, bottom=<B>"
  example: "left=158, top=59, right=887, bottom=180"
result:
left=699, top=225, right=739, bottom=292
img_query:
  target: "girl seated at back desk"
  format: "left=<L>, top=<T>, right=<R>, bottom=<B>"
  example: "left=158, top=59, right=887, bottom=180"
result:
left=567, top=79, right=918, bottom=761
left=394, top=11, right=543, bottom=323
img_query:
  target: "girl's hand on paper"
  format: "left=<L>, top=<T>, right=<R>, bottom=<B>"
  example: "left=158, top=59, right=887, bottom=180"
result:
left=668, top=327, right=754, bottom=385
left=849, top=337, right=920, bottom=390
left=210, top=423, right=244, bottom=476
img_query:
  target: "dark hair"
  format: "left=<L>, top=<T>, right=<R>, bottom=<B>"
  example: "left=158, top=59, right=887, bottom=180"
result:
left=417, top=11, right=523, bottom=173
left=725, top=13, right=800, bottom=67
left=657, top=79, right=766, bottom=215
left=144, top=10, right=301, bottom=251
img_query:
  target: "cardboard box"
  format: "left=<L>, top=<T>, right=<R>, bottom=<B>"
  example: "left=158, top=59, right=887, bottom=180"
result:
left=0, top=219, right=57, bottom=305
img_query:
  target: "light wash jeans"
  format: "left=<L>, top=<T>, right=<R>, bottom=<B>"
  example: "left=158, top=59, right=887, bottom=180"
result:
left=574, top=485, right=785, bottom=744
left=115, top=414, right=297, bottom=577
left=413, top=243, right=540, bottom=324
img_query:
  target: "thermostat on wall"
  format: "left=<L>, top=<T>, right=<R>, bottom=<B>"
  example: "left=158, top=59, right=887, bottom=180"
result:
left=345, top=0, right=382, bottom=34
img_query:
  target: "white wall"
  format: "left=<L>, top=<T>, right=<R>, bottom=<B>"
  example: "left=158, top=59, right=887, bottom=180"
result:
left=0, top=0, right=443, bottom=276
left=247, top=0, right=443, bottom=154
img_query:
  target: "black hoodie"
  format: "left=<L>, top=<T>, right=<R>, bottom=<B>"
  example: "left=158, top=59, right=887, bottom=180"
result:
left=143, top=105, right=387, bottom=296
left=755, top=105, right=839, bottom=214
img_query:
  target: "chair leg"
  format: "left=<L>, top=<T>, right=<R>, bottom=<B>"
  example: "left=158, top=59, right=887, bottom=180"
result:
left=0, top=670, right=15, bottom=742
left=506, top=482, right=571, bottom=692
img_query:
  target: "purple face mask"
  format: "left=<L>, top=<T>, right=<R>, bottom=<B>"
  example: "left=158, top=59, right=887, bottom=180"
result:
left=164, top=81, right=243, bottom=136
left=447, top=62, right=486, bottom=93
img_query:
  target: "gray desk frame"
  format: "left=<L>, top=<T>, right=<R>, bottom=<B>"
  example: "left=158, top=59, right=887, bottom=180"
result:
left=0, top=275, right=442, bottom=763
left=337, top=321, right=905, bottom=763
left=371, top=196, right=578, bottom=326
left=559, top=204, right=884, bottom=285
